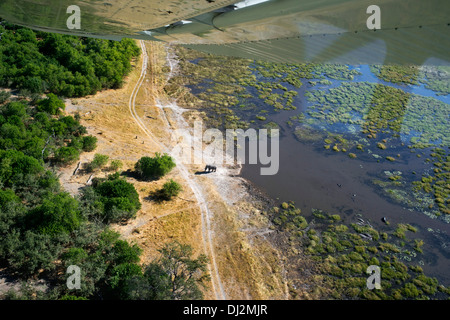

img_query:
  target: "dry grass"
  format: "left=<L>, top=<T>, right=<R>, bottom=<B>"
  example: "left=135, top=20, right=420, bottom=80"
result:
left=59, top=41, right=288, bottom=300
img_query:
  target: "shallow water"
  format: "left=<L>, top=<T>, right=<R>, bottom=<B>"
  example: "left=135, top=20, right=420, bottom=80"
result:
left=239, top=65, right=450, bottom=285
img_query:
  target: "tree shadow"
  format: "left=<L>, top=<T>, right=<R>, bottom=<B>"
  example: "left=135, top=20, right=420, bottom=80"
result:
left=144, top=190, right=170, bottom=203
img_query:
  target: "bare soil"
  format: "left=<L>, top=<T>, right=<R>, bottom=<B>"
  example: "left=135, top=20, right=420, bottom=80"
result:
left=59, top=41, right=289, bottom=300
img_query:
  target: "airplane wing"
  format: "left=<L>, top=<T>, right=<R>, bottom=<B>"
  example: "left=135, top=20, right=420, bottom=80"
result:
left=0, top=0, right=449, bottom=65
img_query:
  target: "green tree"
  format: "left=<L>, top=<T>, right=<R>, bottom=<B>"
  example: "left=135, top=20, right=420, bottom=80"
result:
left=0, top=150, right=44, bottom=186
left=91, top=175, right=141, bottom=223
left=81, top=135, right=97, bottom=152
left=54, top=146, right=80, bottom=165
left=27, top=192, right=82, bottom=235
left=135, top=153, right=176, bottom=180
left=86, top=153, right=109, bottom=172
left=156, top=179, right=182, bottom=201
left=128, top=241, right=209, bottom=300
left=4, top=230, right=64, bottom=276
left=0, top=90, right=11, bottom=104
left=37, top=93, right=65, bottom=115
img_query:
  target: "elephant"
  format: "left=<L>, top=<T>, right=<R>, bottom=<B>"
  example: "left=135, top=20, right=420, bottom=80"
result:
left=204, top=165, right=217, bottom=172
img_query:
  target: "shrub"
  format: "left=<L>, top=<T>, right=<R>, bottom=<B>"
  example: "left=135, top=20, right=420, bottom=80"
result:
left=127, top=241, right=209, bottom=300
left=0, top=90, right=11, bottom=104
left=109, top=159, right=123, bottom=171
left=54, top=146, right=80, bottom=165
left=86, top=153, right=109, bottom=172
left=0, top=149, right=44, bottom=187
left=27, top=192, right=82, bottom=235
left=156, top=179, right=182, bottom=201
left=81, top=135, right=97, bottom=152
left=92, top=176, right=141, bottom=223
left=135, top=153, right=176, bottom=180
left=37, top=93, right=65, bottom=115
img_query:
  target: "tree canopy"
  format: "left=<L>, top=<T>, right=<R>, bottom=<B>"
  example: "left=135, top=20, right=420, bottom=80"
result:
left=0, top=21, right=140, bottom=97
left=135, top=153, right=176, bottom=180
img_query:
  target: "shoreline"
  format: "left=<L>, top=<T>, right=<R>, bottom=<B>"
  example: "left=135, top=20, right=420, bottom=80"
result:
left=158, top=43, right=291, bottom=299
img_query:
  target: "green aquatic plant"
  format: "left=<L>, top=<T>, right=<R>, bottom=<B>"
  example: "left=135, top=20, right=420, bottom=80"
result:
left=377, top=142, right=387, bottom=150
left=269, top=203, right=450, bottom=300
left=370, top=65, right=420, bottom=85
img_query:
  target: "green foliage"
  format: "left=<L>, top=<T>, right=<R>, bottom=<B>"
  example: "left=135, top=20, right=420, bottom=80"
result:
left=0, top=149, right=44, bottom=186
left=81, top=135, right=97, bottom=152
left=128, top=241, right=209, bottom=300
left=135, top=153, right=176, bottom=180
left=109, top=159, right=123, bottom=171
left=27, top=192, right=82, bottom=235
left=54, top=146, right=80, bottom=165
left=0, top=22, right=145, bottom=300
left=93, top=153, right=109, bottom=167
left=0, top=90, right=11, bottom=104
left=370, top=65, right=419, bottom=85
left=108, top=263, right=143, bottom=299
left=37, top=94, right=65, bottom=115
left=112, top=240, right=142, bottom=265
left=155, top=179, right=182, bottom=201
left=59, top=295, right=88, bottom=300
left=4, top=230, right=64, bottom=276
left=0, top=24, right=140, bottom=97
left=272, top=205, right=307, bottom=231
left=59, top=229, right=143, bottom=299
left=89, top=174, right=141, bottom=223
left=85, top=153, right=109, bottom=172
left=269, top=202, right=449, bottom=300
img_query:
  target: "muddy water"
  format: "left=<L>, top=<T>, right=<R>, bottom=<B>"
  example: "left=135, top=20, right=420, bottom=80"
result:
left=241, top=128, right=450, bottom=285
left=239, top=73, right=450, bottom=285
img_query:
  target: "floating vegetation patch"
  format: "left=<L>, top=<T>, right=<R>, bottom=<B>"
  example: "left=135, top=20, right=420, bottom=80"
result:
left=419, top=66, right=450, bottom=96
left=305, top=82, right=449, bottom=148
left=322, top=133, right=354, bottom=153
left=370, top=65, right=420, bottom=85
left=313, top=64, right=362, bottom=81
left=402, top=95, right=450, bottom=146
left=370, top=64, right=450, bottom=96
left=169, top=48, right=374, bottom=134
left=293, top=125, right=326, bottom=144
left=266, top=204, right=450, bottom=299
left=371, top=155, right=449, bottom=223
left=412, top=147, right=450, bottom=217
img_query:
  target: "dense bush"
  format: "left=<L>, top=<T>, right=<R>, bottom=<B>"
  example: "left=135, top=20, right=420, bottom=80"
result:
left=81, top=135, right=98, bottom=152
left=127, top=241, right=209, bottom=300
left=85, top=153, right=109, bottom=172
left=27, top=192, right=82, bottom=235
left=155, top=179, right=182, bottom=201
left=86, top=173, right=141, bottom=223
left=109, top=159, right=123, bottom=171
left=54, top=146, right=80, bottom=165
left=0, top=87, right=145, bottom=299
left=0, top=91, right=11, bottom=104
left=135, top=153, right=176, bottom=180
left=37, top=94, right=65, bottom=115
left=0, top=22, right=140, bottom=97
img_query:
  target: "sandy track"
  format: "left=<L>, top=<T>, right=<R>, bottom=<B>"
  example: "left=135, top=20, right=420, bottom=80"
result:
left=128, top=40, right=226, bottom=300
